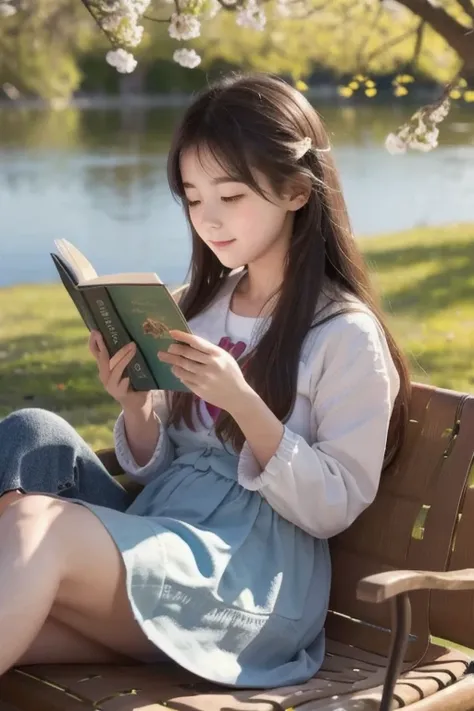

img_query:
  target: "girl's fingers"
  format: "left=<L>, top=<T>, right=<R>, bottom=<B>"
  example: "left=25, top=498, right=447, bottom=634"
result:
left=107, top=347, right=136, bottom=392
left=89, top=335, right=136, bottom=397
left=172, top=365, right=198, bottom=387
left=165, top=342, right=209, bottom=364
left=114, top=376, right=131, bottom=399
left=168, top=330, right=216, bottom=355
left=159, top=351, right=202, bottom=373
left=88, top=331, right=101, bottom=357
left=109, top=342, right=135, bottom=371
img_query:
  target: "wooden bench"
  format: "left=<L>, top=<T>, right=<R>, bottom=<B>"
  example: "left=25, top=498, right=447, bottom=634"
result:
left=0, top=381, right=473, bottom=711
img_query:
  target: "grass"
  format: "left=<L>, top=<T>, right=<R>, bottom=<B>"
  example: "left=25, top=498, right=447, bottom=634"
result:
left=362, top=222, right=474, bottom=395
left=0, top=222, right=473, bottom=452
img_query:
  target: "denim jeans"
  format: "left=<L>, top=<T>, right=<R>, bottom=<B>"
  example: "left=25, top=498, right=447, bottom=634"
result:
left=0, top=408, right=132, bottom=511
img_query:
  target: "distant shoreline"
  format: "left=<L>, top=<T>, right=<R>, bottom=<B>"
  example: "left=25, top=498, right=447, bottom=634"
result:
left=0, top=85, right=443, bottom=111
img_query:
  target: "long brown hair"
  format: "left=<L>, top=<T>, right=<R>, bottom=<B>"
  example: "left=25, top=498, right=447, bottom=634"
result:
left=167, top=72, right=410, bottom=467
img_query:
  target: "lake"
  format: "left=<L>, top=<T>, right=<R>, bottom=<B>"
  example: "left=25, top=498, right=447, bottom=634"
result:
left=0, top=101, right=473, bottom=287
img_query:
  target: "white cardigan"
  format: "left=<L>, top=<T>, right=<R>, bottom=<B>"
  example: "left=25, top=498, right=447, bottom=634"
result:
left=114, top=272, right=400, bottom=539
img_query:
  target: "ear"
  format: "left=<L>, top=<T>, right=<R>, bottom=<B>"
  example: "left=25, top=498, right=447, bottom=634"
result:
left=285, top=175, right=312, bottom=212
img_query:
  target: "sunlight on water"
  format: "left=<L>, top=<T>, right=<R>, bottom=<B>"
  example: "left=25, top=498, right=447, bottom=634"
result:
left=0, top=103, right=473, bottom=287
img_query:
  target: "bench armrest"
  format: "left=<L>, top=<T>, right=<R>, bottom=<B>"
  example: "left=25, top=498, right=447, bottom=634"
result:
left=357, top=568, right=474, bottom=604
left=356, top=568, right=474, bottom=711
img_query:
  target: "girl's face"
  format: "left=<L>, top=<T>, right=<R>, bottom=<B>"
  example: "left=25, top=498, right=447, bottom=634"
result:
left=180, top=146, right=307, bottom=270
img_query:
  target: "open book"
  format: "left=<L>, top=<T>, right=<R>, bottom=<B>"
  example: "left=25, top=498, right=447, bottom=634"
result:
left=51, top=239, right=191, bottom=392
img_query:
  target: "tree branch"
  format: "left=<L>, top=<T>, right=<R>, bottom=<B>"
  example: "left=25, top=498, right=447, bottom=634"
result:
left=216, top=0, right=241, bottom=10
left=394, top=0, right=473, bottom=67
left=143, top=14, right=172, bottom=23
left=411, top=17, right=425, bottom=69
left=356, top=4, right=383, bottom=68
left=79, top=0, right=117, bottom=45
left=364, top=26, right=419, bottom=65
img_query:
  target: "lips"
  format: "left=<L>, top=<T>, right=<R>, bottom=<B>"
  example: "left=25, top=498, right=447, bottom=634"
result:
left=209, top=239, right=235, bottom=248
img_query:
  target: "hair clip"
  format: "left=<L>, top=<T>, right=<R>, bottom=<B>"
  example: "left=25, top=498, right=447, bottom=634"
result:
left=294, top=136, right=312, bottom=160
left=294, top=136, right=332, bottom=160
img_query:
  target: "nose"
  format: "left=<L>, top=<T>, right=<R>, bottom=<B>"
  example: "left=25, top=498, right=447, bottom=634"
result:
left=201, top=202, right=223, bottom=229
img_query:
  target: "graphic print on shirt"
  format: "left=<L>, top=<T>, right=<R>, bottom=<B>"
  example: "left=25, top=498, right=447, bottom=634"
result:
left=197, top=336, right=247, bottom=424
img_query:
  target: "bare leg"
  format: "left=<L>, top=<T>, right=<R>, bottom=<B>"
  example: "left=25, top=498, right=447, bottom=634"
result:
left=0, top=494, right=158, bottom=673
left=0, top=493, right=126, bottom=665
left=0, top=490, right=22, bottom=517
left=18, top=618, right=132, bottom=665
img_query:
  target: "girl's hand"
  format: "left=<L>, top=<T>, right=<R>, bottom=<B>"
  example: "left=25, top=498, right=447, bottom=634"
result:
left=158, top=330, right=252, bottom=414
left=89, top=331, right=152, bottom=412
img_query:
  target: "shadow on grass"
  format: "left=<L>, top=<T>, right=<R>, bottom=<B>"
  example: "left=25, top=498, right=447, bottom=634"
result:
left=409, top=346, right=474, bottom=390
left=364, top=239, right=474, bottom=317
left=0, top=326, right=119, bottom=436
left=0, top=321, right=88, bottom=361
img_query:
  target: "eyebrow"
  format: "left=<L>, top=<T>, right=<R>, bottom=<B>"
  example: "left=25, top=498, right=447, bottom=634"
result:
left=182, top=177, right=243, bottom=189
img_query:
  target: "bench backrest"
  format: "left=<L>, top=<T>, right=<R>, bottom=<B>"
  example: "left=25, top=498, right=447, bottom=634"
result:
left=328, top=383, right=474, bottom=662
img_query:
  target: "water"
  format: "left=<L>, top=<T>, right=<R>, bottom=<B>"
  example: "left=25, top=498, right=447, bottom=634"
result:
left=0, top=102, right=473, bottom=287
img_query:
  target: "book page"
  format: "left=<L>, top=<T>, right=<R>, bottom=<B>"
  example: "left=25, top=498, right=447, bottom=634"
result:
left=82, top=272, right=162, bottom=287
left=54, top=239, right=98, bottom=283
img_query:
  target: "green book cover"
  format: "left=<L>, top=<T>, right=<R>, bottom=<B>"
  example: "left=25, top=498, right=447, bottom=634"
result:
left=84, top=283, right=190, bottom=392
left=83, top=285, right=158, bottom=391
left=51, top=239, right=192, bottom=393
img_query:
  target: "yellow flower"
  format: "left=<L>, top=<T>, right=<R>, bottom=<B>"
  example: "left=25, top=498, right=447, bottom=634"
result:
left=449, top=89, right=462, bottom=100
left=464, top=90, right=474, bottom=103
left=338, top=86, right=353, bottom=98
left=348, top=81, right=360, bottom=90
left=365, top=88, right=377, bottom=97
left=458, top=78, right=468, bottom=88
left=295, top=79, right=308, bottom=92
left=365, top=79, right=376, bottom=88
left=396, top=74, right=414, bottom=84
left=354, top=74, right=366, bottom=82
left=394, top=86, right=409, bottom=97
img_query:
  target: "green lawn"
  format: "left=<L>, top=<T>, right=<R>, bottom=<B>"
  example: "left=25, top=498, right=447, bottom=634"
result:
left=0, top=222, right=473, bottom=451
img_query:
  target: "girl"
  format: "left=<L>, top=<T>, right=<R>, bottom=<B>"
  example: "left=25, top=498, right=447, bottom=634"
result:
left=0, top=72, right=409, bottom=686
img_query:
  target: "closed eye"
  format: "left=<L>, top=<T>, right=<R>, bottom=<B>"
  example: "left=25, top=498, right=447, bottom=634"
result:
left=221, top=194, right=244, bottom=203
left=185, top=194, right=244, bottom=208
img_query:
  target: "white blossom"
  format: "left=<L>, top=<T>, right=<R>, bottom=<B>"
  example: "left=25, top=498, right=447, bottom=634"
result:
left=429, top=98, right=451, bottom=124
left=100, top=0, right=150, bottom=16
left=413, top=116, right=427, bottom=137
left=275, top=0, right=292, bottom=17
left=384, top=89, right=452, bottom=155
left=2, top=82, right=20, bottom=100
left=385, top=133, right=407, bottom=155
left=410, top=127, right=439, bottom=151
left=133, top=0, right=151, bottom=13
left=120, top=21, right=144, bottom=46
left=99, top=0, right=147, bottom=54
left=168, top=12, right=201, bottom=40
left=0, top=2, right=17, bottom=17
left=173, top=48, right=202, bottom=68
left=207, top=0, right=221, bottom=18
left=99, top=0, right=126, bottom=14
left=101, top=14, right=122, bottom=31
left=106, top=48, right=137, bottom=73
left=236, top=0, right=266, bottom=30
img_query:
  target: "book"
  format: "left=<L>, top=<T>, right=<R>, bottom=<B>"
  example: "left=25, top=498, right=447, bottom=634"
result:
left=51, top=239, right=191, bottom=392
